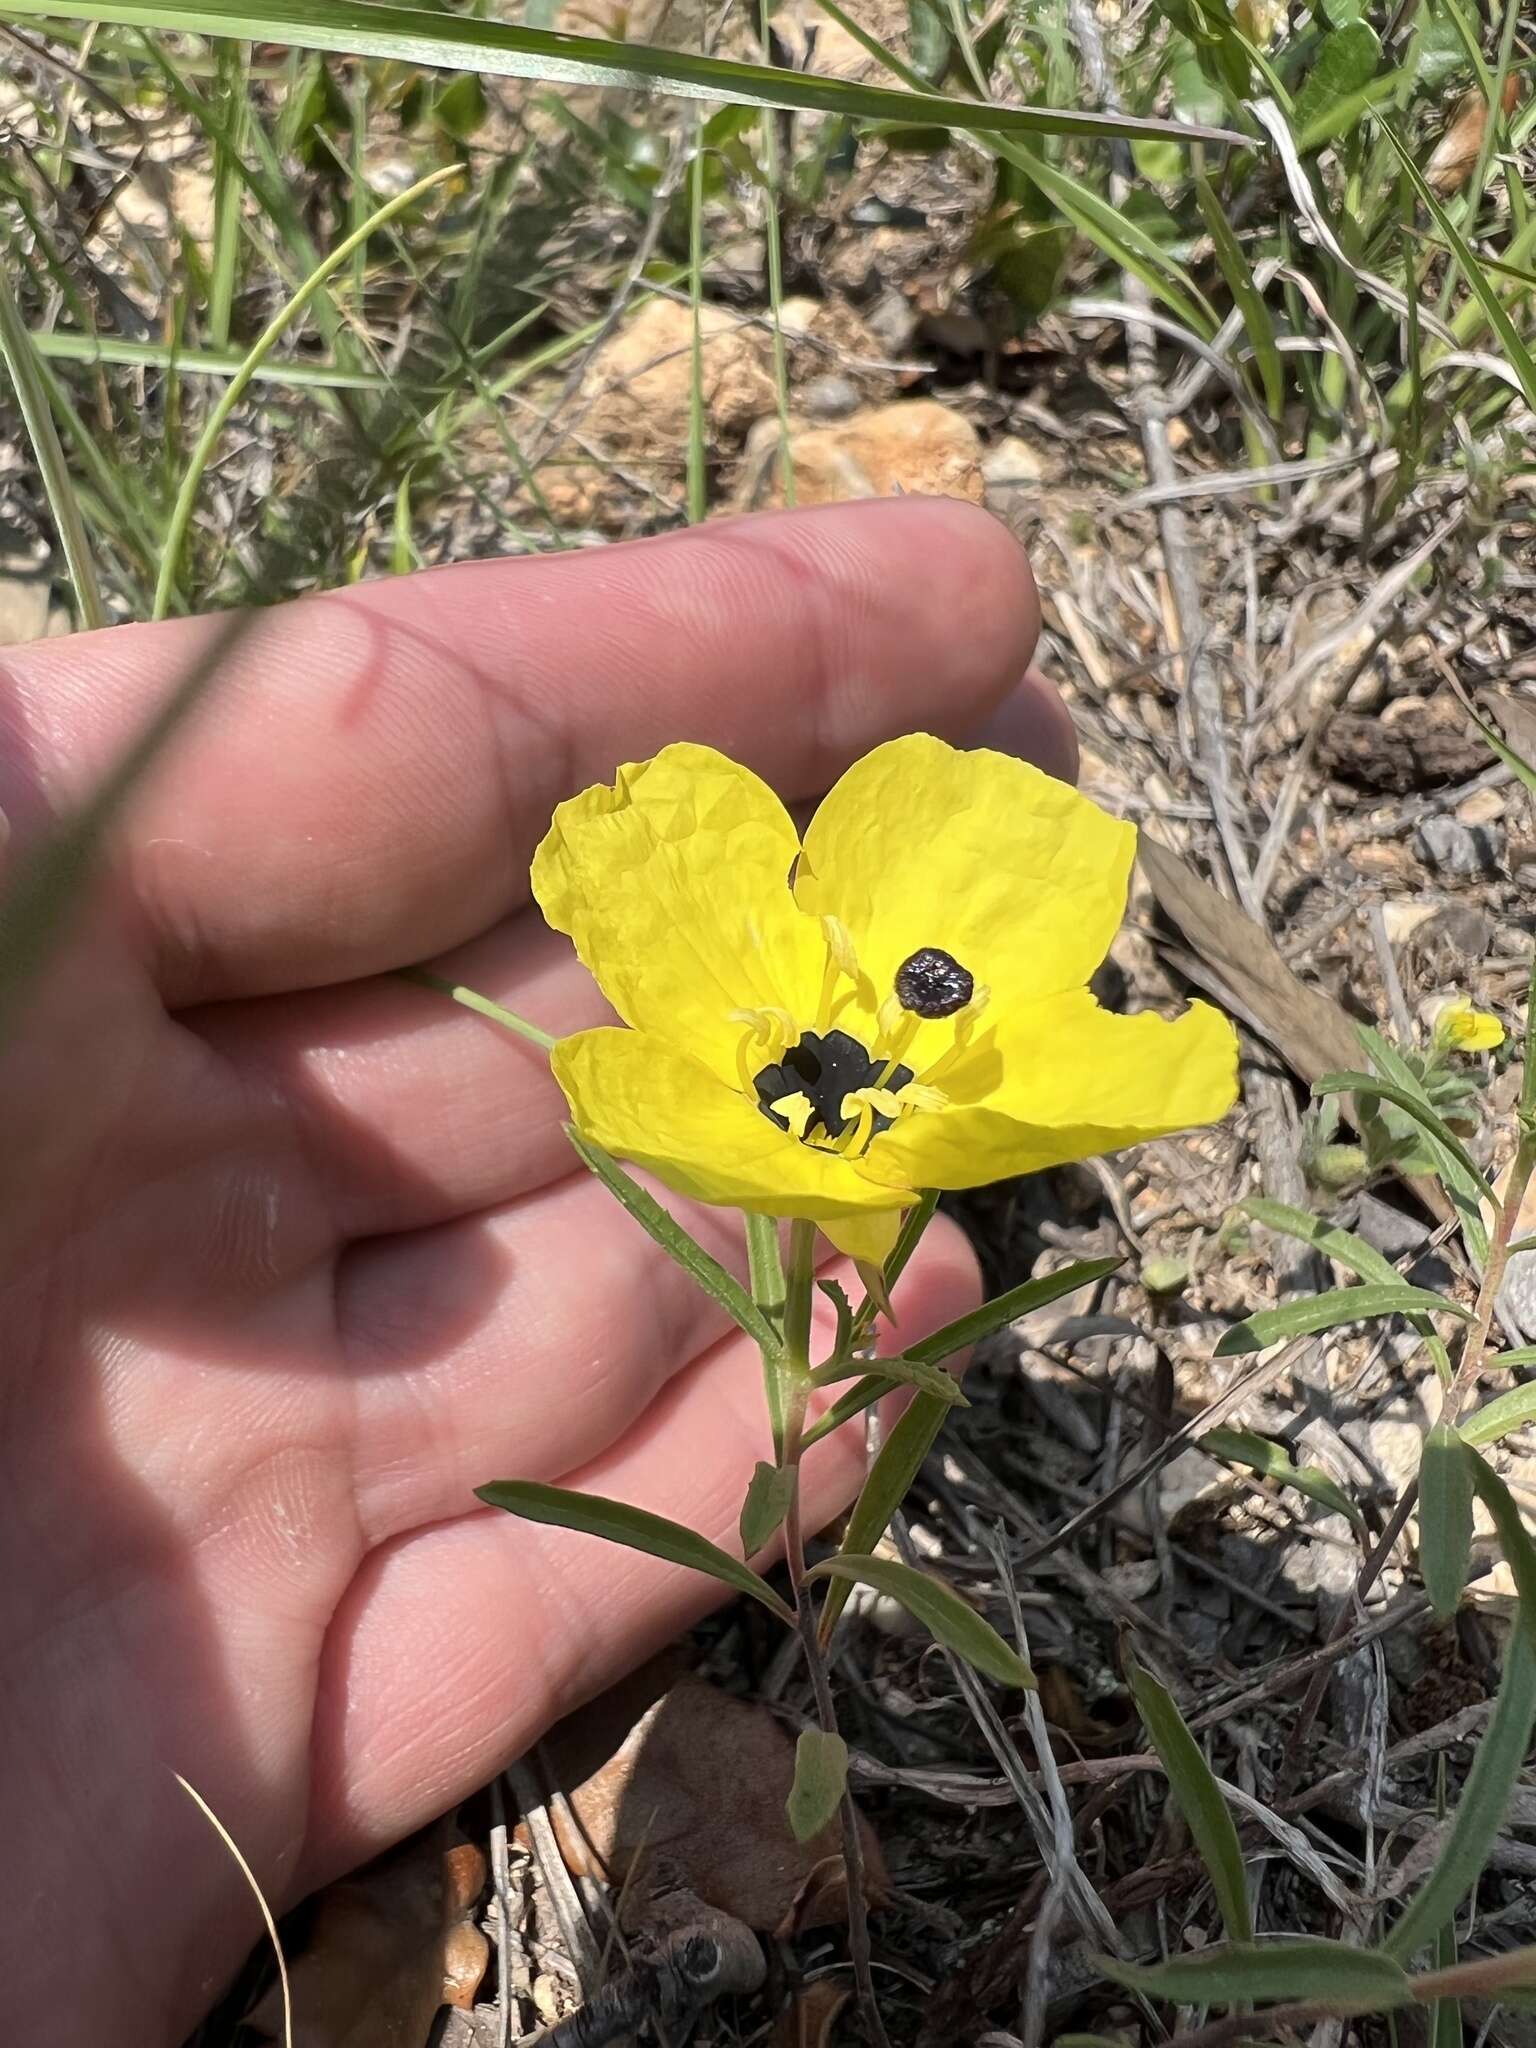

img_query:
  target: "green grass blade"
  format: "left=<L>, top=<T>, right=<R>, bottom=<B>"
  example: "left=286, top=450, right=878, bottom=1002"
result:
left=151, top=161, right=455, bottom=619
left=1378, top=118, right=1536, bottom=408
left=0, top=0, right=1250, bottom=144
left=1194, top=170, right=1283, bottom=417
left=1125, top=1645, right=1253, bottom=1943
left=1461, top=1380, right=1536, bottom=1447
left=476, top=1480, right=795, bottom=1622
left=1198, top=1426, right=1361, bottom=1526
left=0, top=234, right=108, bottom=629
left=903, top=1256, right=1122, bottom=1370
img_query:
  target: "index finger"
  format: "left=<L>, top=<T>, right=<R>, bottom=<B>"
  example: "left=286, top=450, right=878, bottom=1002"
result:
left=0, top=499, right=1053, bottom=1004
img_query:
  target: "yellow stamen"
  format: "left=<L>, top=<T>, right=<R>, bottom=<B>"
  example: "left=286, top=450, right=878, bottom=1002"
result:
left=731, top=1005, right=797, bottom=1097
left=821, top=915, right=860, bottom=980
left=770, top=1090, right=816, bottom=1140
left=914, top=984, right=991, bottom=1089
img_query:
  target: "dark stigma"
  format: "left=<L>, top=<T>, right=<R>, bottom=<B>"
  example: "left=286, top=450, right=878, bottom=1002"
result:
left=895, top=947, right=974, bottom=1019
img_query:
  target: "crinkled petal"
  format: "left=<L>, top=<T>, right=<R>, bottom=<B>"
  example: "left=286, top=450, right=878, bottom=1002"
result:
left=533, top=743, right=824, bottom=1084
left=855, top=991, right=1238, bottom=1193
left=795, top=734, right=1135, bottom=1021
left=554, top=1027, right=912, bottom=1222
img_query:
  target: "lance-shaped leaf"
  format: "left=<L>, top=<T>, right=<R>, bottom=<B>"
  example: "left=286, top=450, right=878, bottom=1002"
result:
left=818, top=1391, right=951, bottom=1640
left=1214, top=1283, right=1471, bottom=1357
left=567, top=1129, right=780, bottom=1356
left=476, top=1481, right=795, bottom=1624
left=1460, top=1380, right=1536, bottom=1447
left=739, top=1462, right=797, bottom=1557
left=807, top=1554, right=1034, bottom=1689
left=1314, top=1070, right=1496, bottom=1209
left=1125, top=1646, right=1252, bottom=1944
left=1419, top=1425, right=1473, bottom=1621
left=785, top=1729, right=849, bottom=1843
left=1199, top=1426, right=1361, bottom=1527
left=1241, top=1196, right=1451, bottom=1377
left=809, top=1352, right=968, bottom=1405
left=1385, top=1455, right=1536, bottom=1962
left=1100, top=1939, right=1413, bottom=2010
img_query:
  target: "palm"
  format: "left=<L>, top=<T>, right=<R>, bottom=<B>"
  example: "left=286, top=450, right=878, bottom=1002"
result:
left=0, top=501, right=1066, bottom=2046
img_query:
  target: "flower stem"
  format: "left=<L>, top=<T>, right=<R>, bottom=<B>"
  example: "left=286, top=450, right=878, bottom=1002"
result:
left=778, top=1220, right=892, bottom=2048
left=397, top=967, right=556, bottom=1051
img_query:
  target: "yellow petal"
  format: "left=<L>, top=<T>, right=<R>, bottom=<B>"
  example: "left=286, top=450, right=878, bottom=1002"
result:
left=856, top=990, right=1238, bottom=1192
left=1432, top=999, right=1504, bottom=1053
left=819, top=1207, right=905, bottom=1266
left=553, top=1027, right=910, bottom=1221
left=532, top=743, right=824, bottom=1085
left=794, top=735, right=1136, bottom=1036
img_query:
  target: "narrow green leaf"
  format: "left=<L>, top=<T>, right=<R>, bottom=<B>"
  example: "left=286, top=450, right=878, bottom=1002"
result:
left=1314, top=1068, right=1497, bottom=1210
left=785, top=1728, right=848, bottom=1843
left=808, top=1553, right=1035, bottom=1688
left=1125, top=1647, right=1253, bottom=1943
left=1240, top=1195, right=1451, bottom=1378
left=810, top=1351, right=967, bottom=1405
left=1100, top=1940, right=1412, bottom=2011
left=1344, top=1027, right=1492, bottom=1261
left=819, top=1390, right=951, bottom=1637
left=1240, top=1197, right=1399, bottom=1286
left=739, top=1461, right=797, bottom=1556
left=567, top=1130, right=780, bottom=1356
left=1214, top=1283, right=1471, bottom=1357
left=476, top=1480, right=795, bottom=1623
left=1419, top=1425, right=1474, bottom=1620
left=905, top=1256, right=1122, bottom=1369
left=0, top=0, right=1249, bottom=145
left=1378, top=120, right=1536, bottom=408
left=1194, top=171, right=1283, bottom=417
left=801, top=1372, right=895, bottom=1450
left=1199, top=1426, right=1361, bottom=1527
left=1453, top=698, right=1536, bottom=801
left=1460, top=1379, right=1536, bottom=1446
left=1386, top=1455, right=1536, bottom=1963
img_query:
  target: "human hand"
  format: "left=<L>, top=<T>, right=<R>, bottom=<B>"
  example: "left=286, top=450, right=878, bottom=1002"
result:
left=0, top=499, right=1069, bottom=2044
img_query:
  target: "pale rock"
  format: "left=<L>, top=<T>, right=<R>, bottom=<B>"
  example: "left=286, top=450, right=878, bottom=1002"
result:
left=1380, top=899, right=1439, bottom=946
left=735, top=398, right=984, bottom=511
left=1455, top=784, right=1506, bottom=827
left=0, top=576, right=51, bottom=646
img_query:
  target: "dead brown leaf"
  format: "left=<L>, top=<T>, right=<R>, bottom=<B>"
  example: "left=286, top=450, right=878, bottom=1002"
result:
left=529, top=1660, right=889, bottom=1933
left=1425, top=76, right=1522, bottom=197
left=247, top=1825, right=487, bottom=2047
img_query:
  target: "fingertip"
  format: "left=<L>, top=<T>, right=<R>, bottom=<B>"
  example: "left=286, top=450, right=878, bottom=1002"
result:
left=970, top=664, right=1080, bottom=786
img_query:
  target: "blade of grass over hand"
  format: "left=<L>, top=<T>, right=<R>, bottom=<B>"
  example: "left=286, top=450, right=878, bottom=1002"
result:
left=0, top=609, right=257, bottom=1046
left=151, top=162, right=456, bottom=620
left=0, top=0, right=1250, bottom=145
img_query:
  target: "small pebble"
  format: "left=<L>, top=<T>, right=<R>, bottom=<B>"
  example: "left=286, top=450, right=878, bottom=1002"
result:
left=1414, top=814, right=1504, bottom=877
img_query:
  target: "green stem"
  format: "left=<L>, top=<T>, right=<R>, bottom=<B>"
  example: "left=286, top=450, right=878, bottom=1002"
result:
left=745, top=1214, right=791, bottom=1458
left=396, top=967, right=555, bottom=1051
left=776, top=1217, right=892, bottom=2048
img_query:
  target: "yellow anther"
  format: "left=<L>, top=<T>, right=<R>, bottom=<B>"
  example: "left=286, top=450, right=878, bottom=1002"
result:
left=770, top=1090, right=816, bottom=1139
left=876, top=991, right=906, bottom=1043
left=898, top=1082, right=948, bottom=1115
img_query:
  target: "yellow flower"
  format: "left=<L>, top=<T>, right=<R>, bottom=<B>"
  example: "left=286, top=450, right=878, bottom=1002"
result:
left=1432, top=997, right=1505, bottom=1054
left=532, top=736, right=1238, bottom=1265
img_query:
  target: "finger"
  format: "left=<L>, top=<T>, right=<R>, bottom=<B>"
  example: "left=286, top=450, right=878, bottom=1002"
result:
left=335, top=1167, right=755, bottom=1546
left=303, top=1214, right=981, bottom=1871
left=3, top=501, right=1039, bottom=1005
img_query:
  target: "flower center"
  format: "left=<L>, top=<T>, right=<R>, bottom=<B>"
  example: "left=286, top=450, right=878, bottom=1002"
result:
left=753, top=1029, right=914, bottom=1145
